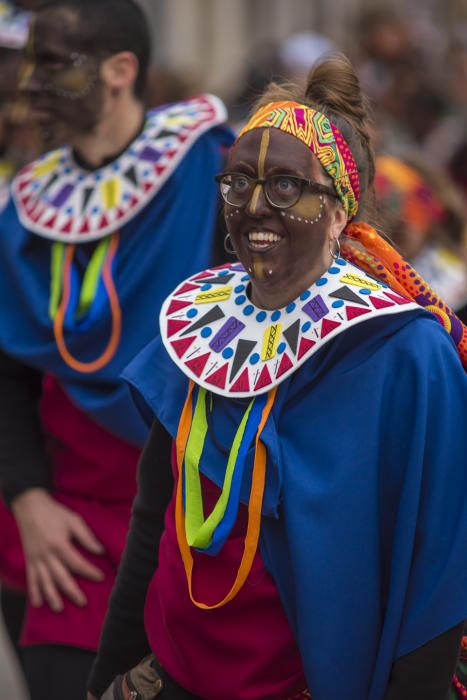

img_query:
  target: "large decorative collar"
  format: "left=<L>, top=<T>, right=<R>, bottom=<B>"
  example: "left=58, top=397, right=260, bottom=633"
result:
left=160, top=258, right=418, bottom=398
left=13, top=94, right=226, bottom=243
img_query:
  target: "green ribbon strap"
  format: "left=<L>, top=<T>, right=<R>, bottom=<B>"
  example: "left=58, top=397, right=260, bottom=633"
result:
left=184, top=386, right=254, bottom=549
left=49, top=237, right=112, bottom=320
left=49, top=241, right=65, bottom=319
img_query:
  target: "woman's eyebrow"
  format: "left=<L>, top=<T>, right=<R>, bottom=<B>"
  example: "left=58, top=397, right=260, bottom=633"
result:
left=227, top=160, right=256, bottom=173
left=227, top=163, right=307, bottom=178
left=265, top=165, right=306, bottom=178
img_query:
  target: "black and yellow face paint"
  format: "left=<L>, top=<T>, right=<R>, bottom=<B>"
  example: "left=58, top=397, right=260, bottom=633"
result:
left=250, top=129, right=270, bottom=281
left=287, top=190, right=325, bottom=223
left=43, top=53, right=98, bottom=100
left=20, top=8, right=105, bottom=136
left=248, top=129, right=269, bottom=215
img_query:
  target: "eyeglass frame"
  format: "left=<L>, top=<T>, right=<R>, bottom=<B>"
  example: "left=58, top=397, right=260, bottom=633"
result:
left=215, top=171, right=340, bottom=210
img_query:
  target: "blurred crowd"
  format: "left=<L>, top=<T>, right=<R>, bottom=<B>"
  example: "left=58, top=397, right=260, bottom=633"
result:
left=0, top=1, right=466, bottom=317
left=227, top=8, right=467, bottom=320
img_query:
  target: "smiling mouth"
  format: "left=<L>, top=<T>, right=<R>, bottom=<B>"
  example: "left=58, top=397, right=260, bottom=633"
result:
left=246, top=231, right=283, bottom=252
left=27, top=100, right=55, bottom=120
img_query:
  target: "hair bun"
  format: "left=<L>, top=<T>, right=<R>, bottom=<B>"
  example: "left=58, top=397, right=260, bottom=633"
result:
left=305, top=54, right=367, bottom=126
left=306, top=54, right=375, bottom=212
left=248, top=53, right=375, bottom=218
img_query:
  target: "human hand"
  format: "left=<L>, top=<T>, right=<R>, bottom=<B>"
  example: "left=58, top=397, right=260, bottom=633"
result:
left=12, top=488, right=105, bottom=611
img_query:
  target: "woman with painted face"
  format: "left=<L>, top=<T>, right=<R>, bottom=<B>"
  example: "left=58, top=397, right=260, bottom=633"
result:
left=0, top=1, right=234, bottom=699
left=87, top=56, right=467, bottom=700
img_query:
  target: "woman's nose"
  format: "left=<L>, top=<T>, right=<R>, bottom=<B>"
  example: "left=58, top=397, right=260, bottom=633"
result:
left=18, top=61, right=42, bottom=94
left=247, top=183, right=271, bottom=217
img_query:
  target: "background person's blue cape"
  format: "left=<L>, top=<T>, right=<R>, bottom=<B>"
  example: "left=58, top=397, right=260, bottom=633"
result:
left=124, top=308, right=467, bottom=699
left=0, top=124, right=233, bottom=446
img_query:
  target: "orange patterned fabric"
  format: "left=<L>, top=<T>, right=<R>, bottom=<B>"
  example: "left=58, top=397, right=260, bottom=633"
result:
left=375, top=155, right=445, bottom=238
left=343, top=222, right=467, bottom=370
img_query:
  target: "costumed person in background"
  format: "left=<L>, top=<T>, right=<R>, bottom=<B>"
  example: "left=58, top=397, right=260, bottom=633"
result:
left=375, top=155, right=467, bottom=323
left=0, top=0, right=39, bottom=205
left=87, top=55, right=467, bottom=700
left=0, top=0, right=31, bottom=48
left=0, top=0, right=233, bottom=698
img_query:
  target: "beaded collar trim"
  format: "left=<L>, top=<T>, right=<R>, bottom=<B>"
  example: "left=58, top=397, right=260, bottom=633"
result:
left=13, top=94, right=226, bottom=243
left=160, top=258, right=418, bottom=398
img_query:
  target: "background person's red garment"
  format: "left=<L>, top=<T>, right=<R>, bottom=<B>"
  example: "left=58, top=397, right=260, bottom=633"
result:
left=0, top=375, right=139, bottom=650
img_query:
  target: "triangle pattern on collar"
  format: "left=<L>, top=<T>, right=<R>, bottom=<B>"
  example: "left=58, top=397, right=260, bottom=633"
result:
left=13, top=94, right=226, bottom=243
left=160, top=258, right=418, bottom=398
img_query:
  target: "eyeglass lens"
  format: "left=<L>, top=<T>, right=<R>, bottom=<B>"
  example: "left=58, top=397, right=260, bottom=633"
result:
left=220, top=174, right=303, bottom=208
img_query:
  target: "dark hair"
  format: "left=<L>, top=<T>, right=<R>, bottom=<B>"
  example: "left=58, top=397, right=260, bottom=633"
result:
left=38, top=0, right=151, bottom=99
left=251, top=54, right=376, bottom=220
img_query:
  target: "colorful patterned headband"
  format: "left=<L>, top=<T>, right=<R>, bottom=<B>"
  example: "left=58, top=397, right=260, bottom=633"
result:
left=237, top=100, right=360, bottom=219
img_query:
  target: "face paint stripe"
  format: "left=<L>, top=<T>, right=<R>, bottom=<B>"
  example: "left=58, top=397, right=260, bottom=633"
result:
left=257, top=129, right=269, bottom=178
left=249, top=184, right=262, bottom=213
left=248, top=129, right=269, bottom=215
left=20, top=20, right=36, bottom=90
left=253, top=257, right=265, bottom=281
left=19, top=61, right=35, bottom=90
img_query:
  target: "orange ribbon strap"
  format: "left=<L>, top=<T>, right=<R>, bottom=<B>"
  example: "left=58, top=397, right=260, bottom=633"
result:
left=175, top=380, right=277, bottom=609
left=53, top=232, right=122, bottom=374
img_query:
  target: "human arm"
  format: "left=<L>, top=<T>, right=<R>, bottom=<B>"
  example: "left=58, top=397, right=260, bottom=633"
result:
left=0, top=348, right=50, bottom=503
left=385, top=623, right=463, bottom=699
left=87, top=419, right=174, bottom=699
left=0, top=348, right=105, bottom=610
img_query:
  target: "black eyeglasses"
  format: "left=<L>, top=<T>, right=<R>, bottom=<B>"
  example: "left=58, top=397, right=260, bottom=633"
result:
left=215, top=172, right=339, bottom=210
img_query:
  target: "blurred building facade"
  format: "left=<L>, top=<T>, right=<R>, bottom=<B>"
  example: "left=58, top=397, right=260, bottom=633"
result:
left=140, top=0, right=467, bottom=101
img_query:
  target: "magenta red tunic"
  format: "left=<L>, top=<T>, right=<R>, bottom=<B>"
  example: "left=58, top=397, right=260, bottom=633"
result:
left=144, top=452, right=309, bottom=700
left=0, top=375, right=139, bottom=650
left=1, top=378, right=309, bottom=696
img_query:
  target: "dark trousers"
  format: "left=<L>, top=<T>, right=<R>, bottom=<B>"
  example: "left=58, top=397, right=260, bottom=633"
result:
left=1, top=586, right=25, bottom=658
left=23, top=645, right=96, bottom=700
left=1, top=587, right=95, bottom=700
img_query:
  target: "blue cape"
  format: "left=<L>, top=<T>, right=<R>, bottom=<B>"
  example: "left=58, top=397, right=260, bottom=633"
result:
left=124, top=309, right=467, bottom=699
left=0, top=124, right=233, bottom=446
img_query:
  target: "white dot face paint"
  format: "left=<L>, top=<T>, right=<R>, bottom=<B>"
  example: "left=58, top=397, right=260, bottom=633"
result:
left=225, top=127, right=333, bottom=310
left=282, top=193, right=325, bottom=225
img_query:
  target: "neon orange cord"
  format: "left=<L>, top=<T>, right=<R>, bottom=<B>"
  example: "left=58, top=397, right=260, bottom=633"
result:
left=53, top=232, right=122, bottom=373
